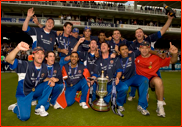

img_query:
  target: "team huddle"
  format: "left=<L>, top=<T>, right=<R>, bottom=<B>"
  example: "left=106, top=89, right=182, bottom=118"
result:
left=6, top=8, right=178, bottom=121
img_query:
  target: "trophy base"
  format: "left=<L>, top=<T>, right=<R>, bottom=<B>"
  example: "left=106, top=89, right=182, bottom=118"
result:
left=91, top=100, right=110, bottom=112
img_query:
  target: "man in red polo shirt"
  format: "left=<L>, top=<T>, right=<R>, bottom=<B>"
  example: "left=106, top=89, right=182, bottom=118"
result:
left=135, top=41, right=178, bottom=117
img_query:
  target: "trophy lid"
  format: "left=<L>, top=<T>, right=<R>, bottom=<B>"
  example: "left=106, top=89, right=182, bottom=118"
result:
left=98, top=70, right=108, bottom=81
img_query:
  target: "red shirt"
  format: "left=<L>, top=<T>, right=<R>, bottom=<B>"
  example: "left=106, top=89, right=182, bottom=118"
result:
left=135, top=54, right=171, bottom=79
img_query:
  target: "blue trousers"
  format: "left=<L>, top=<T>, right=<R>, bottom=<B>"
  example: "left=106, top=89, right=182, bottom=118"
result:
left=59, top=56, right=70, bottom=70
left=43, top=83, right=64, bottom=110
left=91, top=81, right=127, bottom=106
left=65, top=78, right=89, bottom=106
left=129, top=70, right=161, bottom=97
left=121, top=75, right=149, bottom=109
left=13, top=81, right=53, bottom=121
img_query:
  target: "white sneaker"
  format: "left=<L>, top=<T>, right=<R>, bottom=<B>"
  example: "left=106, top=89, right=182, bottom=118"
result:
left=8, top=103, right=17, bottom=111
left=163, top=101, right=166, bottom=106
left=156, top=104, right=165, bottom=117
left=118, top=106, right=125, bottom=112
left=127, top=96, right=135, bottom=101
left=79, top=102, right=88, bottom=109
left=137, top=105, right=150, bottom=116
left=53, top=102, right=62, bottom=109
left=31, top=100, right=37, bottom=106
left=35, top=105, right=48, bottom=117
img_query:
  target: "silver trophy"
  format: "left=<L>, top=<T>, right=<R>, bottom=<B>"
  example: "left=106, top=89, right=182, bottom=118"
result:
left=92, top=70, right=110, bottom=111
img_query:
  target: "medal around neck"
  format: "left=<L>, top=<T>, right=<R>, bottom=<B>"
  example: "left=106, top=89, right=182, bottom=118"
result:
left=91, top=70, right=110, bottom=112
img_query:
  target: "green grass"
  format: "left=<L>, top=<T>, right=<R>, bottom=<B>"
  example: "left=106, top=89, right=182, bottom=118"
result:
left=1, top=72, right=181, bottom=126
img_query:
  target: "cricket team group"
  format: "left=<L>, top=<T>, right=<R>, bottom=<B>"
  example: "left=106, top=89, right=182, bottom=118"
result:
left=6, top=8, right=178, bottom=121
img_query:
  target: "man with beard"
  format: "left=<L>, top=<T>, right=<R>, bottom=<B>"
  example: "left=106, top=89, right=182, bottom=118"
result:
left=135, top=41, right=178, bottom=117
left=7, top=42, right=55, bottom=121
left=62, top=52, right=90, bottom=109
left=22, top=8, right=56, bottom=51
left=117, top=44, right=149, bottom=115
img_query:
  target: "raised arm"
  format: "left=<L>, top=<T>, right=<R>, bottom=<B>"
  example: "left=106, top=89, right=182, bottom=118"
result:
left=6, top=42, right=30, bottom=64
left=22, top=8, right=35, bottom=31
left=160, top=13, right=174, bottom=36
left=32, top=15, right=43, bottom=28
left=72, top=37, right=85, bottom=52
left=169, top=42, right=178, bottom=64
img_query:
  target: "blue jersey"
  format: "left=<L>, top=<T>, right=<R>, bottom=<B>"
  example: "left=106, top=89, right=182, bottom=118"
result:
left=62, top=62, right=90, bottom=86
left=10, top=59, right=48, bottom=96
left=108, top=39, right=133, bottom=53
left=47, top=63, right=63, bottom=84
left=97, top=40, right=109, bottom=49
left=71, top=35, right=81, bottom=41
left=78, top=36, right=98, bottom=52
left=25, top=26, right=56, bottom=51
left=93, top=55, right=121, bottom=80
left=119, top=50, right=140, bottom=81
left=129, top=31, right=162, bottom=51
left=79, top=52, right=99, bottom=75
left=56, top=33, right=78, bottom=57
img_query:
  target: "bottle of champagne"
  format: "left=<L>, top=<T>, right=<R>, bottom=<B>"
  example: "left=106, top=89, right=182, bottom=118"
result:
left=163, top=3, right=176, bottom=18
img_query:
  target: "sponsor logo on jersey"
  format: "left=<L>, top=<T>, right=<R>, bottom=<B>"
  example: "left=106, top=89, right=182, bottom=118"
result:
left=129, top=57, right=132, bottom=61
left=110, top=60, right=114, bottom=64
left=78, top=70, right=82, bottom=74
left=54, top=70, right=57, bottom=74
left=41, top=73, right=45, bottom=78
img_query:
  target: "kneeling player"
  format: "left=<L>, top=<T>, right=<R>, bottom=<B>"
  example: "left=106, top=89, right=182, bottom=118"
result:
left=118, top=44, right=149, bottom=115
left=7, top=42, right=55, bottom=121
left=135, top=41, right=178, bottom=117
left=62, top=52, right=90, bottom=109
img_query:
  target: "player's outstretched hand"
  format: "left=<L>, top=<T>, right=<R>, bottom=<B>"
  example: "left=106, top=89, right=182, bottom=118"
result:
left=17, top=41, right=30, bottom=51
left=32, top=15, right=39, bottom=25
left=27, top=7, right=35, bottom=18
left=169, top=42, right=178, bottom=54
left=78, top=37, right=85, bottom=44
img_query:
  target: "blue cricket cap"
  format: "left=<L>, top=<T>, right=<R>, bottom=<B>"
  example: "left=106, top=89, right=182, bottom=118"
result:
left=72, top=28, right=79, bottom=34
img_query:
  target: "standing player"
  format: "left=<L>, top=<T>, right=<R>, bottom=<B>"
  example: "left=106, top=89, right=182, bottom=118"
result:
left=7, top=42, right=55, bottom=121
left=71, top=28, right=81, bottom=41
left=128, top=13, right=174, bottom=101
left=97, top=31, right=109, bottom=49
left=135, top=41, right=178, bottom=117
left=22, top=8, right=56, bottom=51
left=78, top=26, right=98, bottom=52
left=62, top=52, right=90, bottom=109
left=56, top=22, right=78, bottom=69
left=108, top=29, right=133, bottom=55
left=117, top=44, right=149, bottom=115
